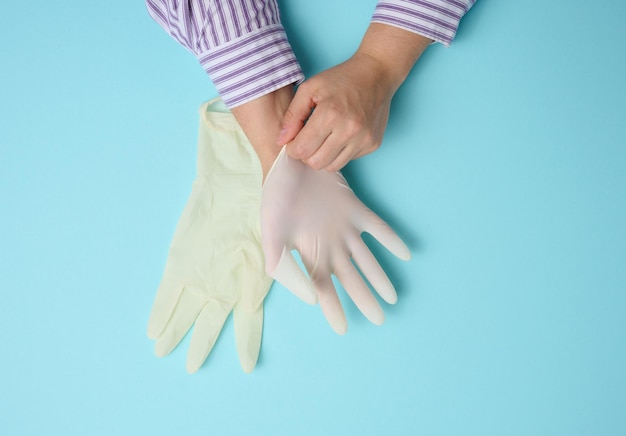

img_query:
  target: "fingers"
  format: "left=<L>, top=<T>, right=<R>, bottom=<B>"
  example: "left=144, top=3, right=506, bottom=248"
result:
left=325, top=145, right=357, bottom=173
left=237, top=247, right=273, bottom=313
left=285, top=112, right=377, bottom=171
left=334, top=260, right=385, bottom=326
left=350, top=238, right=397, bottom=304
left=240, top=273, right=272, bottom=313
left=311, top=272, right=347, bottom=335
left=301, top=131, right=344, bottom=171
left=298, top=248, right=347, bottom=334
left=271, top=248, right=318, bottom=305
left=285, top=110, right=331, bottom=162
left=260, top=239, right=286, bottom=279
left=278, top=83, right=316, bottom=145
left=285, top=106, right=362, bottom=171
left=185, top=299, right=233, bottom=374
left=233, top=302, right=264, bottom=374
left=260, top=215, right=288, bottom=276
left=359, top=209, right=411, bottom=261
left=147, top=278, right=182, bottom=339
left=153, top=285, right=207, bottom=357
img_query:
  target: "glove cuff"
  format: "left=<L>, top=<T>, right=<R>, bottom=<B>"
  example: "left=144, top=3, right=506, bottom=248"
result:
left=196, top=98, right=263, bottom=180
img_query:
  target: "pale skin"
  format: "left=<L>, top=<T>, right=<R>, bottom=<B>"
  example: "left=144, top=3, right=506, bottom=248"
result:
left=231, top=85, right=294, bottom=180
left=231, top=23, right=433, bottom=180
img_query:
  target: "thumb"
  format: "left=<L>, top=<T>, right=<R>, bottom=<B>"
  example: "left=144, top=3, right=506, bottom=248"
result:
left=277, top=83, right=316, bottom=145
left=260, top=216, right=288, bottom=276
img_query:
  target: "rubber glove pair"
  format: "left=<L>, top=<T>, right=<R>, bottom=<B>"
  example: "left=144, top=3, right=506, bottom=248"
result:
left=148, top=98, right=409, bottom=373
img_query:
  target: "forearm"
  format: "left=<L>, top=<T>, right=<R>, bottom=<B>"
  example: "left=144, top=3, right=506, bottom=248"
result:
left=231, top=85, right=294, bottom=181
left=356, top=23, right=432, bottom=94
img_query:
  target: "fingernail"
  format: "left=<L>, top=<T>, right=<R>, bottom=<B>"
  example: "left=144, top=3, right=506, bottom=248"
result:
left=277, top=128, right=287, bottom=145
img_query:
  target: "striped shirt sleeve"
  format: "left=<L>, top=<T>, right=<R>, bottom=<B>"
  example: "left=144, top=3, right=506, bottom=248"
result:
left=145, top=0, right=304, bottom=108
left=372, top=0, right=476, bottom=47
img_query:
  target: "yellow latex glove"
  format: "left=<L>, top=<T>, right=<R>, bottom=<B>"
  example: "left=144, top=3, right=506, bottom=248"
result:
left=147, top=98, right=272, bottom=373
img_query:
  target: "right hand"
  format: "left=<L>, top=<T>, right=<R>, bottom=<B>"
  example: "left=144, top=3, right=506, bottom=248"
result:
left=277, top=51, right=396, bottom=172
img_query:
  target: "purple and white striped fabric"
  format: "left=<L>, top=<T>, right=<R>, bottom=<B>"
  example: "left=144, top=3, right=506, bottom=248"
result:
left=145, top=0, right=474, bottom=108
left=372, top=0, right=476, bottom=46
left=146, top=0, right=303, bottom=108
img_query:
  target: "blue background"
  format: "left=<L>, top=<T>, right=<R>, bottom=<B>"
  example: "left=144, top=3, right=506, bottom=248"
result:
left=2, top=1, right=625, bottom=434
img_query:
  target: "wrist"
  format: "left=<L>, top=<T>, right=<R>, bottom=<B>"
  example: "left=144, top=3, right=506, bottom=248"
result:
left=231, top=85, right=294, bottom=181
left=356, top=23, right=432, bottom=92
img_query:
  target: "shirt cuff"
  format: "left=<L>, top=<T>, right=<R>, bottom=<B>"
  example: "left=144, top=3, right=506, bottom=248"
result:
left=197, top=24, right=304, bottom=108
left=372, top=0, right=472, bottom=47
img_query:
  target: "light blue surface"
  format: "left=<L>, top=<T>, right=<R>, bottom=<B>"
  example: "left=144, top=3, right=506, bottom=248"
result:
left=1, top=1, right=625, bottom=434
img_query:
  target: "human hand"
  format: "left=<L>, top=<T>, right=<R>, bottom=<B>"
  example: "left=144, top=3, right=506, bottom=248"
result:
left=276, top=23, right=432, bottom=172
left=260, top=148, right=411, bottom=334
left=277, top=52, right=396, bottom=172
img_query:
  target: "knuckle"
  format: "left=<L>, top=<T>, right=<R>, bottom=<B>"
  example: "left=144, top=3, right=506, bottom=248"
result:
left=328, top=159, right=345, bottom=172
left=326, top=162, right=339, bottom=172
left=298, top=80, right=315, bottom=96
left=307, top=157, right=323, bottom=171
left=345, top=118, right=364, bottom=136
left=364, top=133, right=381, bottom=151
left=306, top=151, right=329, bottom=170
left=287, top=144, right=302, bottom=159
left=283, top=108, right=296, bottom=123
left=319, top=105, right=339, bottom=123
left=292, top=143, right=312, bottom=160
left=298, top=80, right=310, bottom=93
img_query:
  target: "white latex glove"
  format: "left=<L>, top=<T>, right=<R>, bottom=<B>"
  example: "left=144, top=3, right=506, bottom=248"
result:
left=148, top=98, right=272, bottom=374
left=261, top=148, right=411, bottom=334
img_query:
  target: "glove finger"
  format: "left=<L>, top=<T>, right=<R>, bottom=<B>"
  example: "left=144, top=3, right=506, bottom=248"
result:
left=359, top=208, right=411, bottom=261
left=312, top=272, right=347, bottom=335
left=186, top=298, right=233, bottom=374
left=233, top=301, right=264, bottom=374
left=334, top=260, right=385, bottom=326
left=153, top=285, right=207, bottom=358
left=241, top=274, right=273, bottom=313
left=272, top=248, right=318, bottom=305
left=261, top=149, right=296, bottom=275
left=238, top=247, right=274, bottom=313
left=147, top=278, right=183, bottom=339
left=298, top=249, right=347, bottom=335
left=260, top=211, right=288, bottom=276
left=349, top=237, right=397, bottom=304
